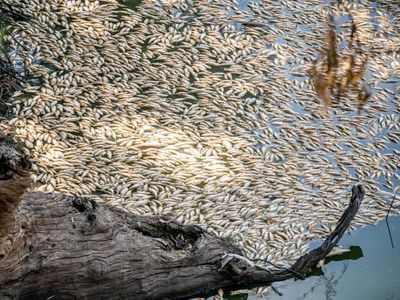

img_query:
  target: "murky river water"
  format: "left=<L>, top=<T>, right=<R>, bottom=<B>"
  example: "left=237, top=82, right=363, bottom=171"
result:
left=224, top=216, right=400, bottom=300
left=1, top=0, right=399, bottom=283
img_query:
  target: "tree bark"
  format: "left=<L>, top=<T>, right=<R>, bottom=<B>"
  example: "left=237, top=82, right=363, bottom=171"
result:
left=0, top=136, right=364, bottom=299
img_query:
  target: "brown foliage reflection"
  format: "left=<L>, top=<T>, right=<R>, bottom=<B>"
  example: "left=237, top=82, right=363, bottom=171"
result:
left=309, top=11, right=370, bottom=111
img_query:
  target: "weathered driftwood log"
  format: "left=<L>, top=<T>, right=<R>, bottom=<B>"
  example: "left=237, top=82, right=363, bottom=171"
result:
left=0, top=136, right=364, bottom=299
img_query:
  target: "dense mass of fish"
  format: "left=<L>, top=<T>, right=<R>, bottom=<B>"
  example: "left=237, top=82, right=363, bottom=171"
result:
left=1, top=0, right=399, bottom=266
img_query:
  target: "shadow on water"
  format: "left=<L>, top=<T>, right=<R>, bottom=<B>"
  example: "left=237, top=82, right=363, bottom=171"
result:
left=222, top=216, right=400, bottom=300
left=0, top=12, right=23, bottom=118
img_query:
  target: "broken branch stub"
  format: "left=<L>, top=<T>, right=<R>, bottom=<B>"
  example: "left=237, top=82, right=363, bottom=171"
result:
left=0, top=135, right=31, bottom=236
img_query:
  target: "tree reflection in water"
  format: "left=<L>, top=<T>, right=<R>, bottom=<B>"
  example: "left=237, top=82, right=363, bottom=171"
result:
left=297, top=262, right=349, bottom=300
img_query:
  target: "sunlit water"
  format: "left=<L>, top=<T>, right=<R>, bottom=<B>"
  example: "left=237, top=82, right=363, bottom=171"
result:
left=2, top=0, right=399, bottom=275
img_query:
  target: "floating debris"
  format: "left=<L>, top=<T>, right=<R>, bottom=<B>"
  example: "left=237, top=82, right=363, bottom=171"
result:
left=1, top=0, right=399, bottom=267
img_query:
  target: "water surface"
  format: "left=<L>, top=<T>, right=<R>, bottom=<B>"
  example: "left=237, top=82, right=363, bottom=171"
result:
left=225, top=216, right=400, bottom=300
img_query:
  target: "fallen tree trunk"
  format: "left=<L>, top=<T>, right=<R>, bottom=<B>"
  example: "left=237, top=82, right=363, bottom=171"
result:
left=0, top=136, right=364, bottom=299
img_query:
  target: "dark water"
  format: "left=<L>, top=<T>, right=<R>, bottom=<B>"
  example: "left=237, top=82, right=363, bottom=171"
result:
left=119, top=0, right=143, bottom=10
left=225, top=216, right=400, bottom=300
